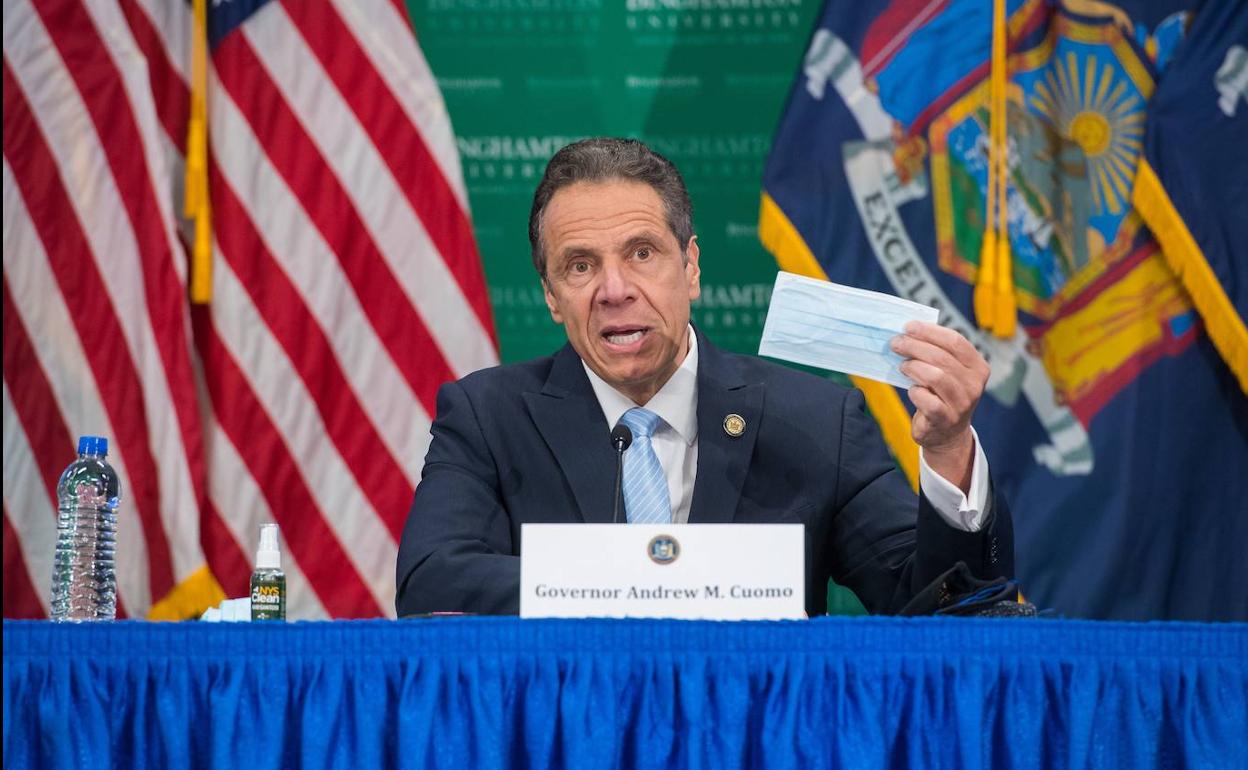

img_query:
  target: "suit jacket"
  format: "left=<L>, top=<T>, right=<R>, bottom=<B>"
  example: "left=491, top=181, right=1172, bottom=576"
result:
left=396, top=329, right=1014, bottom=617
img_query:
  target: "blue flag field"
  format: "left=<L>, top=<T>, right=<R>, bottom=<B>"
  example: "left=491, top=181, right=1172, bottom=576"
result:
left=762, top=0, right=1248, bottom=620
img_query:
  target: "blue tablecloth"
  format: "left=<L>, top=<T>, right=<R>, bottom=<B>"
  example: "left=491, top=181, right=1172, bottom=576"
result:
left=4, top=617, right=1245, bottom=769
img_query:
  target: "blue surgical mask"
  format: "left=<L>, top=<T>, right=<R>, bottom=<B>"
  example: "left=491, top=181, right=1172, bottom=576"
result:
left=758, top=271, right=938, bottom=388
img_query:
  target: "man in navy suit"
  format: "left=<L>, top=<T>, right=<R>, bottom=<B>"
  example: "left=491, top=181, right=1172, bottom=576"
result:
left=396, top=138, right=1012, bottom=617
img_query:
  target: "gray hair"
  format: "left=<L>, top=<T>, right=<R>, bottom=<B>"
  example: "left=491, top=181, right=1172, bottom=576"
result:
left=528, top=138, right=694, bottom=278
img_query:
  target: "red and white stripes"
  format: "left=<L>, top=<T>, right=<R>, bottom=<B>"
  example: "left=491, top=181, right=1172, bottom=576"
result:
left=3, top=0, right=495, bottom=619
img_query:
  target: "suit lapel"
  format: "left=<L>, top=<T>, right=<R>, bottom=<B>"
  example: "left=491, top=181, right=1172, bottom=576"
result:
left=689, top=331, right=763, bottom=523
left=522, top=344, right=618, bottom=523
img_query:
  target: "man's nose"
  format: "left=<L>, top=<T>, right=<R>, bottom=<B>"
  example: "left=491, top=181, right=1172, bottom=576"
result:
left=597, top=260, right=635, bottom=304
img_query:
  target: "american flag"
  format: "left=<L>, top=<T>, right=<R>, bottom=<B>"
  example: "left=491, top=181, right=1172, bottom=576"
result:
left=2, top=0, right=496, bottom=619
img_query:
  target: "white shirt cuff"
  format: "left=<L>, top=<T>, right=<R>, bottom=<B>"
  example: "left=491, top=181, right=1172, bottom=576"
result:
left=918, top=427, right=990, bottom=532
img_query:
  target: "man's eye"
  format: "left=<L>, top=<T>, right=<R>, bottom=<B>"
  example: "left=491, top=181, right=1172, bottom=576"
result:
left=634, top=247, right=651, bottom=260
left=571, top=261, right=590, bottom=273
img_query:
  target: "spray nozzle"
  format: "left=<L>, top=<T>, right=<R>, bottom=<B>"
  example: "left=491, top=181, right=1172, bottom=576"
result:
left=256, top=523, right=282, bottom=570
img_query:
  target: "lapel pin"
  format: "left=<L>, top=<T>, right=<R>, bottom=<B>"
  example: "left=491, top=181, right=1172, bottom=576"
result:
left=723, top=413, right=746, bottom=438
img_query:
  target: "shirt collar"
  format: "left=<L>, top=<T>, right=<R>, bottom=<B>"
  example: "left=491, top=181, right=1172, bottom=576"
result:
left=582, top=325, right=699, bottom=446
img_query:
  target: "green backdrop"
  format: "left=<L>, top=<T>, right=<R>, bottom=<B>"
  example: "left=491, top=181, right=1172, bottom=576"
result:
left=406, top=1, right=865, bottom=616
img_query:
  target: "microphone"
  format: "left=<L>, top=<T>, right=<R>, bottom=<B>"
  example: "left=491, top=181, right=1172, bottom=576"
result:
left=610, top=425, right=632, bottom=524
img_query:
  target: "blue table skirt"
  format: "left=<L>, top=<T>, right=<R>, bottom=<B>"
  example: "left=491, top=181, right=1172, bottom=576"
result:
left=4, top=617, right=1246, bottom=769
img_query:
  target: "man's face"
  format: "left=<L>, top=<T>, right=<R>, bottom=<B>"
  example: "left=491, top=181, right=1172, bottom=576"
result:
left=541, top=180, right=701, bottom=405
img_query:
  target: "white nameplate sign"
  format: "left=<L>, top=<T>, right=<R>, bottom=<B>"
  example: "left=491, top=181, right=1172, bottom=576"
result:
left=519, top=523, right=805, bottom=620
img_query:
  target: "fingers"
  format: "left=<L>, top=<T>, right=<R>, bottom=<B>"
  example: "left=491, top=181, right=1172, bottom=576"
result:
left=899, top=321, right=983, bottom=371
left=900, top=359, right=975, bottom=416
left=892, top=321, right=989, bottom=451
left=891, top=333, right=963, bottom=379
left=892, top=322, right=989, bottom=393
left=906, top=385, right=956, bottom=429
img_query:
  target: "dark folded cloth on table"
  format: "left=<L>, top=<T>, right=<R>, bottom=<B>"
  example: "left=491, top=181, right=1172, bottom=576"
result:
left=899, top=561, right=1038, bottom=617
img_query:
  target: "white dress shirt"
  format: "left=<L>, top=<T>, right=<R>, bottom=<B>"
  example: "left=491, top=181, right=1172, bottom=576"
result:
left=583, top=327, right=990, bottom=530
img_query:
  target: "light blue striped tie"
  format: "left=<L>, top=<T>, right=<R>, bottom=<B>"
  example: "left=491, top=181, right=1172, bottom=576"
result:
left=618, top=407, right=671, bottom=524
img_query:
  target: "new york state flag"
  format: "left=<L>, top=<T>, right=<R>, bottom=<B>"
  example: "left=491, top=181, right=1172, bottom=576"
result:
left=762, top=0, right=1247, bottom=620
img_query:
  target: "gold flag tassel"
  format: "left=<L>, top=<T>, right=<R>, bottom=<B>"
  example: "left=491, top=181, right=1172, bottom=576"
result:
left=185, top=0, right=212, bottom=303
left=974, top=0, right=1017, bottom=337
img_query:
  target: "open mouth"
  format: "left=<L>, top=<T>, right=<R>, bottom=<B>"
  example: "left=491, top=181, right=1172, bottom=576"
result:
left=602, top=327, right=648, bottom=347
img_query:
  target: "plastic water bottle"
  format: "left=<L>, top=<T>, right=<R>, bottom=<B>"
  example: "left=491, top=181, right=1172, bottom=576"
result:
left=50, top=436, right=120, bottom=621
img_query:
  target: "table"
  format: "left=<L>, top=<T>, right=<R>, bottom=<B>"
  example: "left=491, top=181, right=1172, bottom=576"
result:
left=4, top=617, right=1245, bottom=769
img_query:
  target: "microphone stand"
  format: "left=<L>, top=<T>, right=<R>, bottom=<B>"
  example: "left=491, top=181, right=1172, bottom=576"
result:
left=610, top=425, right=632, bottom=524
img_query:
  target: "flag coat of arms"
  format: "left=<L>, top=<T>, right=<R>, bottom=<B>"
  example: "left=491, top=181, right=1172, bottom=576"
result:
left=762, top=0, right=1247, bottom=620
left=3, top=0, right=496, bottom=618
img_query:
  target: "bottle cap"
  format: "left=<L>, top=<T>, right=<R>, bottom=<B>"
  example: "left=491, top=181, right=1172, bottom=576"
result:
left=77, top=436, right=109, bottom=456
left=256, top=523, right=282, bottom=570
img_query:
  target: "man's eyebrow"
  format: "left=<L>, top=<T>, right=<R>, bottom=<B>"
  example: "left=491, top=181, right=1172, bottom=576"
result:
left=554, top=244, right=600, bottom=264
left=620, top=231, right=664, bottom=250
left=552, top=231, right=667, bottom=266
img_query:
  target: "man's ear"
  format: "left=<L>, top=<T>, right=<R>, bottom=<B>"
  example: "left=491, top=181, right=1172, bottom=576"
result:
left=543, top=279, right=564, bottom=324
left=684, top=236, right=701, bottom=301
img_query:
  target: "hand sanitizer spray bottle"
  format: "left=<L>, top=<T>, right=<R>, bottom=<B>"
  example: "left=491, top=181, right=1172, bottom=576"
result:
left=250, top=524, right=286, bottom=621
